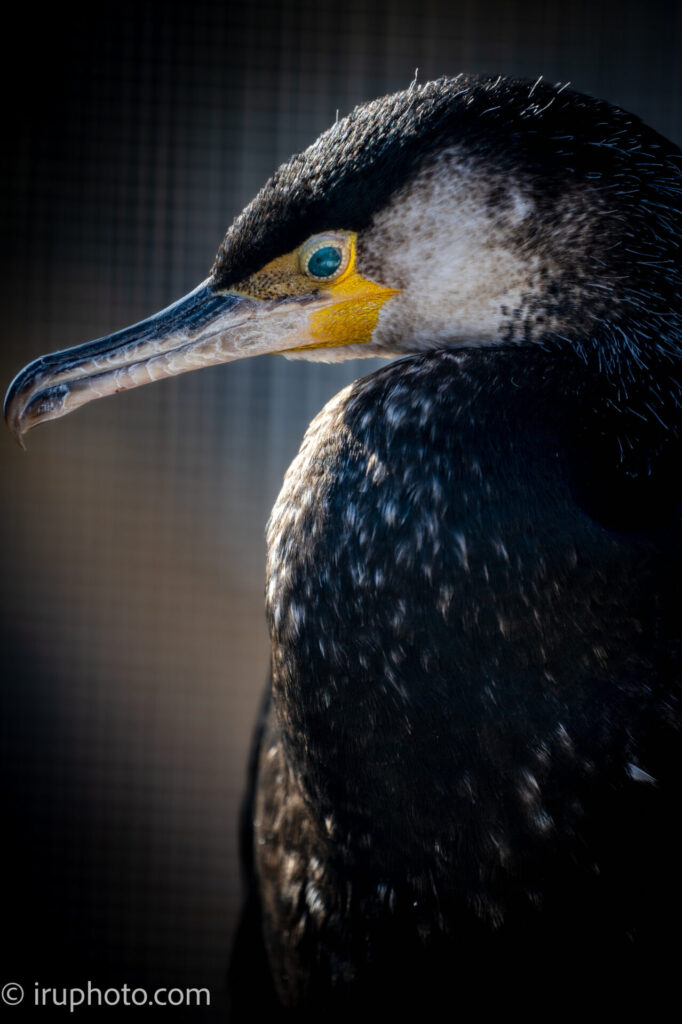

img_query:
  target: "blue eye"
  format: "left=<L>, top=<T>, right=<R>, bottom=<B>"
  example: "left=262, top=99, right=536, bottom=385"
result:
left=306, top=246, right=343, bottom=278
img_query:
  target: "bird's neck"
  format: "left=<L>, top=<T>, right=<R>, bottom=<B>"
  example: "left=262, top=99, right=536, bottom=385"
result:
left=546, top=331, right=681, bottom=527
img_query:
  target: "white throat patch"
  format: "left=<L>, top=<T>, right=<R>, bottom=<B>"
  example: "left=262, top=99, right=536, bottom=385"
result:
left=359, top=147, right=546, bottom=352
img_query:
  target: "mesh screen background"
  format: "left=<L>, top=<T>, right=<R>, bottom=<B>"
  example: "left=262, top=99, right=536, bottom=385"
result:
left=1, top=1, right=680, bottom=1018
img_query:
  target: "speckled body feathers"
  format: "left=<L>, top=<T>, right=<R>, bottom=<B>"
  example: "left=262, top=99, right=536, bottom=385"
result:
left=238, top=348, right=681, bottom=1014
left=227, top=76, right=682, bottom=1015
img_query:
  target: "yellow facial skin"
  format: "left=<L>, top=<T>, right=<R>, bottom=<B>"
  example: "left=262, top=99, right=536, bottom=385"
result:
left=232, top=231, right=400, bottom=350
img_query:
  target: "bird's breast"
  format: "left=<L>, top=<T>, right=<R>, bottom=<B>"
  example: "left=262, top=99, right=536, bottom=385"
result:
left=263, top=353, right=668, bottom=883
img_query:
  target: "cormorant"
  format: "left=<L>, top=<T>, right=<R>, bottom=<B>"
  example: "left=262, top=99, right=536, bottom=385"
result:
left=5, top=75, right=682, bottom=1014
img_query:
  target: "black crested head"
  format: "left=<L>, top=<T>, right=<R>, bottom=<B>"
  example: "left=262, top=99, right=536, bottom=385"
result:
left=212, top=75, right=682, bottom=486
left=212, top=75, right=682, bottom=327
left=9, top=76, right=680, bottom=472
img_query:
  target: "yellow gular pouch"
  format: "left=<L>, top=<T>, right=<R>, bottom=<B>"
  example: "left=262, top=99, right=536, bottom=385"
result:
left=232, top=231, right=400, bottom=350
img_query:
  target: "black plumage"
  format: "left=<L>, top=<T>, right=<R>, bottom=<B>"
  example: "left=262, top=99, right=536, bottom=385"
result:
left=235, top=353, right=681, bottom=1016
left=228, top=79, right=682, bottom=1014
left=5, top=75, right=682, bottom=1014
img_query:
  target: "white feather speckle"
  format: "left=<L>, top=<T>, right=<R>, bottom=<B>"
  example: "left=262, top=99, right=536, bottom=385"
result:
left=627, top=763, right=657, bottom=785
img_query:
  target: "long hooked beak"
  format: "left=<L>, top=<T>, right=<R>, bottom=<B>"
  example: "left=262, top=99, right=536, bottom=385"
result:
left=4, top=279, right=325, bottom=445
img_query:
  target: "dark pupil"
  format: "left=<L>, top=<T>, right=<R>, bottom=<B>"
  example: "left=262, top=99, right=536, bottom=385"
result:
left=307, top=246, right=342, bottom=278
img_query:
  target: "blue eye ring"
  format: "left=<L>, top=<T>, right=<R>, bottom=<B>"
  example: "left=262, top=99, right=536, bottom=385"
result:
left=306, top=246, right=343, bottom=278
left=300, top=234, right=351, bottom=282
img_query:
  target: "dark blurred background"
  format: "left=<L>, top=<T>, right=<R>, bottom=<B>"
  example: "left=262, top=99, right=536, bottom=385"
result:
left=1, top=0, right=680, bottom=1018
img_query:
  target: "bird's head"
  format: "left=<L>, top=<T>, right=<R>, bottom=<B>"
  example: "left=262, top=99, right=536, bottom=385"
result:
left=5, top=75, right=682, bottom=443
